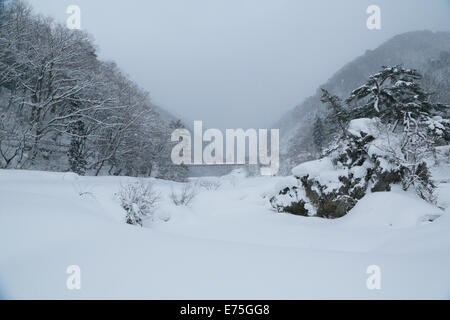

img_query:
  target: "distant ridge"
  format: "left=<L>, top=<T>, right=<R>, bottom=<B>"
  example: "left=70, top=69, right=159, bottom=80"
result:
left=276, top=30, right=450, bottom=172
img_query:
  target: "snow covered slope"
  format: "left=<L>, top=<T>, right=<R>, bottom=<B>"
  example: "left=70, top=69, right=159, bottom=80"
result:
left=1, top=169, right=450, bottom=299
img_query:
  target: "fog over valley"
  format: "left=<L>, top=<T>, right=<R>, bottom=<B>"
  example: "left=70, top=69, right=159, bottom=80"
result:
left=28, top=0, right=450, bottom=129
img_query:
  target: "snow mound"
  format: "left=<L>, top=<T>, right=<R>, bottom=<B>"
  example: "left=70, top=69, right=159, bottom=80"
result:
left=1, top=169, right=450, bottom=299
left=292, top=157, right=334, bottom=178
left=292, top=157, right=347, bottom=190
left=340, top=190, right=443, bottom=229
left=266, top=176, right=299, bottom=196
left=347, top=118, right=379, bottom=137
left=62, top=172, right=80, bottom=181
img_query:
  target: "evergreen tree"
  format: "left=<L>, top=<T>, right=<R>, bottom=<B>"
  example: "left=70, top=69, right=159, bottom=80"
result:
left=312, top=116, right=325, bottom=152
left=343, top=66, right=449, bottom=202
left=159, top=119, right=189, bottom=182
left=0, top=0, right=5, bottom=15
left=320, top=89, right=349, bottom=137
left=346, top=65, right=447, bottom=132
left=169, top=119, right=184, bottom=130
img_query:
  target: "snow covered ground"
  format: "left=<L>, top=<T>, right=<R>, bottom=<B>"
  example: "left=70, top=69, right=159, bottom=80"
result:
left=1, top=168, right=450, bottom=299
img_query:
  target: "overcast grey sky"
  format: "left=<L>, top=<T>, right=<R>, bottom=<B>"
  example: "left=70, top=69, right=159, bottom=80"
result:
left=29, top=0, right=450, bottom=129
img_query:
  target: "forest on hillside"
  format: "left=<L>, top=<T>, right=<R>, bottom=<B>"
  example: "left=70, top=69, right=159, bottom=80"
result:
left=0, top=1, right=188, bottom=180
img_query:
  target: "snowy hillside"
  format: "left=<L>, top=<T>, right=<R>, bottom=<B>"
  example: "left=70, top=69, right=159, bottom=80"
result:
left=1, top=168, right=450, bottom=299
left=276, top=31, right=450, bottom=172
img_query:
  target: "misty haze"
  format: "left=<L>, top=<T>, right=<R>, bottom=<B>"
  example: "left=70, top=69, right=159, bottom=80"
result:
left=1, top=0, right=450, bottom=303
left=27, top=0, right=450, bottom=129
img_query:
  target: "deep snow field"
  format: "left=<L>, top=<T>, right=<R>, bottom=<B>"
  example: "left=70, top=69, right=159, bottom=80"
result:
left=1, top=167, right=450, bottom=300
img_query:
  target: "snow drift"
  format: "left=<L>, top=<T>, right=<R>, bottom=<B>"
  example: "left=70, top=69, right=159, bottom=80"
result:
left=1, top=168, right=450, bottom=299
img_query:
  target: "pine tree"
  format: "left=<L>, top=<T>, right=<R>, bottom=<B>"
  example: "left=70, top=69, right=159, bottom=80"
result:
left=346, top=65, right=447, bottom=132
left=0, top=0, right=6, bottom=31
left=0, top=0, right=5, bottom=15
left=312, top=116, right=325, bottom=153
left=320, top=89, right=349, bottom=137
left=344, top=66, right=449, bottom=202
left=169, top=119, right=184, bottom=130
left=159, top=119, right=189, bottom=182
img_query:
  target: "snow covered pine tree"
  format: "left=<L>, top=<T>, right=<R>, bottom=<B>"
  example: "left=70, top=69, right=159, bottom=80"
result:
left=312, top=116, right=325, bottom=154
left=271, top=66, right=449, bottom=217
left=346, top=66, right=448, bottom=201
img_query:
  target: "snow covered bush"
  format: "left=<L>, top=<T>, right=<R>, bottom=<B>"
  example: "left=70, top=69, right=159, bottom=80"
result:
left=275, top=115, right=442, bottom=218
left=196, top=178, right=222, bottom=191
left=170, top=183, right=197, bottom=206
left=270, top=183, right=310, bottom=216
left=291, top=122, right=374, bottom=218
left=365, top=119, right=436, bottom=202
left=272, top=65, right=449, bottom=218
left=118, top=181, right=160, bottom=226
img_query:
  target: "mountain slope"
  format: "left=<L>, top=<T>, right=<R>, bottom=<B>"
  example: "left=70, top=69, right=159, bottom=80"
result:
left=276, top=31, right=450, bottom=172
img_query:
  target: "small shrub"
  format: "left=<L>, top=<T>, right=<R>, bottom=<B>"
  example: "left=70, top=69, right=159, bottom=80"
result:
left=284, top=199, right=309, bottom=216
left=270, top=186, right=310, bottom=216
left=196, top=179, right=221, bottom=191
left=170, top=183, right=197, bottom=206
left=118, top=181, right=160, bottom=226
